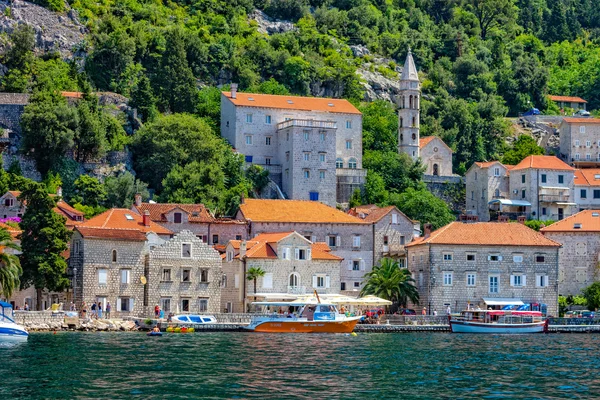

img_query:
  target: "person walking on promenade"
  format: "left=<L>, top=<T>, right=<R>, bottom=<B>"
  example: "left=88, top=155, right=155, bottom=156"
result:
left=433, top=309, right=438, bottom=316
left=154, top=304, right=160, bottom=319
left=97, top=302, right=103, bottom=319
left=446, top=305, right=451, bottom=315
left=24, top=303, right=29, bottom=311
left=422, top=307, right=427, bottom=316
left=106, top=302, right=111, bottom=319
left=91, top=302, right=97, bottom=319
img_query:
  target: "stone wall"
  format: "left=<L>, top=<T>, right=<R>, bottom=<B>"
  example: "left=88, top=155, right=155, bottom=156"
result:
left=420, top=137, right=453, bottom=177
left=220, top=259, right=245, bottom=313
left=373, top=209, right=415, bottom=266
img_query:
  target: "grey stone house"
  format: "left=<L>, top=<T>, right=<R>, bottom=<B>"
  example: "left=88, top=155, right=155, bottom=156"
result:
left=541, top=210, right=600, bottom=296
left=465, top=161, right=514, bottom=222
left=221, top=231, right=342, bottom=312
left=0, top=189, right=84, bottom=228
left=559, top=117, right=600, bottom=166
left=70, top=208, right=222, bottom=317
left=406, top=221, right=561, bottom=316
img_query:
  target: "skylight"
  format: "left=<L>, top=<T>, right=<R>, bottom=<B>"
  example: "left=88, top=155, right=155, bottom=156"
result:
left=574, top=223, right=582, bottom=229
left=287, top=100, right=293, bottom=104
left=595, top=174, right=600, bottom=179
left=125, top=214, right=134, bottom=220
left=328, top=103, right=334, bottom=107
left=593, top=213, right=599, bottom=217
left=248, top=97, right=254, bottom=101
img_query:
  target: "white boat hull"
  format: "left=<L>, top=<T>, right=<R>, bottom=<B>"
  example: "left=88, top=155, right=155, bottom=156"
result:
left=450, top=319, right=547, bottom=334
left=0, top=321, right=29, bottom=342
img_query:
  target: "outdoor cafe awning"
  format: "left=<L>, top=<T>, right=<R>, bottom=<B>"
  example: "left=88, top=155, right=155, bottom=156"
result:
left=488, top=199, right=531, bottom=207
left=483, top=298, right=524, bottom=306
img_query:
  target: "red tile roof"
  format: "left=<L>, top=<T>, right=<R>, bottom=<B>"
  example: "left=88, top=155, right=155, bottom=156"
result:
left=239, top=199, right=364, bottom=224
left=348, top=205, right=412, bottom=223
left=133, top=203, right=214, bottom=223
left=541, top=210, right=600, bottom=232
left=76, top=208, right=172, bottom=240
left=240, top=232, right=342, bottom=260
left=0, top=222, right=21, bottom=239
left=562, top=117, right=600, bottom=124
left=221, top=92, right=361, bottom=115
left=574, top=169, right=600, bottom=187
left=549, top=95, right=587, bottom=103
left=419, top=136, right=436, bottom=148
left=406, top=222, right=560, bottom=247
left=511, top=155, right=574, bottom=171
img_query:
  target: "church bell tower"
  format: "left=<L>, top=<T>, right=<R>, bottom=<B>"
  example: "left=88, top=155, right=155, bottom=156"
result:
left=397, top=48, right=421, bottom=161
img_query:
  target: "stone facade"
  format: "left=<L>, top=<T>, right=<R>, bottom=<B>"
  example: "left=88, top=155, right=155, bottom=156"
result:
left=465, top=162, right=511, bottom=222
left=220, top=90, right=365, bottom=204
left=559, top=118, right=600, bottom=164
left=420, top=137, right=453, bottom=177
left=397, top=50, right=421, bottom=161
left=573, top=169, right=600, bottom=211
left=0, top=191, right=25, bottom=219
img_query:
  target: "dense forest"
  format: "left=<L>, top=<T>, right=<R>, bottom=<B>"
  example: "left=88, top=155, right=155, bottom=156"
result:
left=2, top=0, right=600, bottom=226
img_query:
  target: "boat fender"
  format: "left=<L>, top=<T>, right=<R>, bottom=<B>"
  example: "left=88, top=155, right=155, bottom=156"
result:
left=351, top=332, right=358, bottom=337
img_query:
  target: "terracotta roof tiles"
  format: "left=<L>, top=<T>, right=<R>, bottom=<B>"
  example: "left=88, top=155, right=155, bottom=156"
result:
left=406, top=222, right=560, bottom=247
left=549, top=95, right=587, bottom=103
left=221, top=92, right=361, bottom=115
left=574, top=169, right=600, bottom=187
left=76, top=208, right=172, bottom=240
left=0, top=222, right=21, bottom=239
left=541, top=210, right=600, bottom=233
left=562, top=117, right=600, bottom=124
left=511, top=155, right=574, bottom=171
left=239, top=199, right=364, bottom=224
left=134, top=203, right=214, bottom=223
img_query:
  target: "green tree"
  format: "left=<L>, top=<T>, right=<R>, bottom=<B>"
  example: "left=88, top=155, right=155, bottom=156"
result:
left=502, top=135, right=544, bottom=165
left=246, top=165, right=270, bottom=197
left=71, top=175, right=107, bottom=207
left=360, top=100, right=398, bottom=152
left=19, top=184, right=72, bottom=310
left=74, top=100, right=106, bottom=163
left=0, top=227, right=22, bottom=299
left=389, top=187, right=455, bottom=230
left=4, top=24, right=35, bottom=70
left=524, top=219, right=554, bottom=231
left=20, top=91, right=78, bottom=176
left=361, top=258, right=420, bottom=309
left=582, top=282, right=600, bottom=311
left=130, top=75, right=158, bottom=123
left=467, top=0, right=518, bottom=40
left=104, top=172, right=149, bottom=209
left=363, top=171, right=388, bottom=205
left=246, top=266, right=266, bottom=302
left=348, top=188, right=362, bottom=208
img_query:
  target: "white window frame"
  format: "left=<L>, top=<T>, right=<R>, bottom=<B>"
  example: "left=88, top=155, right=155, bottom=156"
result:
left=510, top=274, right=526, bottom=287
left=198, top=298, right=208, bottom=312
left=586, top=140, right=591, bottom=147
left=494, top=167, right=500, bottom=176
left=265, top=115, right=271, bottom=124
left=536, top=274, right=548, bottom=288
left=246, top=113, right=252, bottom=123
left=98, top=269, right=107, bottom=285
left=513, top=255, right=523, bottom=263
left=162, top=268, right=172, bottom=282
left=319, top=170, right=325, bottom=180
left=120, top=269, right=130, bottom=285
left=466, top=253, right=476, bottom=262
left=245, top=135, right=252, bottom=145
left=319, top=153, right=326, bottom=162
left=352, top=236, right=361, bottom=248
left=580, top=126, right=585, bottom=134
left=392, top=213, right=398, bottom=224
left=303, top=152, right=310, bottom=161
left=443, top=272, right=453, bottom=286
left=262, top=273, right=273, bottom=289
left=265, top=136, right=271, bottom=146
left=489, top=275, right=499, bottom=293
left=443, top=253, right=453, bottom=261
left=346, top=120, right=352, bottom=129
left=575, top=139, right=580, bottom=146
left=466, top=273, right=476, bottom=287
left=346, top=140, right=352, bottom=149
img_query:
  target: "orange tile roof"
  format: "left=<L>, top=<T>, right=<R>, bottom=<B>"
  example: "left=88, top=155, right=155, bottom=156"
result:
left=6, top=191, right=21, bottom=198
left=134, top=203, right=214, bottom=223
left=348, top=205, right=411, bottom=223
left=474, top=161, right=503, bottom=169
left=405, top=222, right=560, bottom=247
left=239, top=199, right=364, bottom=224
left=60, top=91, right=84, bottom=99
left=574, top=169, right=600, bottom=186
left=0, top=222, right=21, bottom=239
left=549, top=95, right=587, bottom=103
left=419, top=136, right=436, bottom=148
left=56, top=200, right=84, bottom=217
left=541, top=210, right=600, bottom=232
left=311, top=242, right=343, bottom=260
left=241, top=232, right=342, bottom=260
left=76, top=208, right=172, bottom=240
left=221, top=92, right=361, bottom=115
left=511, top=155, right=574, bottom=171
left=562, top=117, right=600, bottom=124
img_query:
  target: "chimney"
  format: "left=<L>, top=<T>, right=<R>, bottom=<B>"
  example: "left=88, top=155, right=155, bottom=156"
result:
left=498, top=215, right=509, bottom=222
left=230, top=83, right=238, bottom=99
left=56, top=186, right=62, bottom=197
left=424, top=223, right=432, bottom=239
left=240, top=193, right=245, bottom=204
left=143, top=210, right=151, bottom=227
left=240, top=240, right=247, bottom=258
left=135, top=193, right=142, bottom=207
left=517, top=215, right=526, bottom=224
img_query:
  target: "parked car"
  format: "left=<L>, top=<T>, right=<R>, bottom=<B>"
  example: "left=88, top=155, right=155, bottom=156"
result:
left=575, top=109, right=591, bottom=116
left=397, top=308, right=416, bottom=315
left=581, top=311, right=595, bottom=319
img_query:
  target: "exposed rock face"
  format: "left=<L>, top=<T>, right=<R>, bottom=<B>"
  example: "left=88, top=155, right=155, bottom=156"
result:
left=357, top=67, right=402, bottom=103
left=0, top=0, right=86, bottom=58
left=250, top=9, right=296, bottom=35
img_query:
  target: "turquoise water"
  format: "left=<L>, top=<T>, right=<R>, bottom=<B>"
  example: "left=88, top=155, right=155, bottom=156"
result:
left=0, top=332, right=598, bottom=399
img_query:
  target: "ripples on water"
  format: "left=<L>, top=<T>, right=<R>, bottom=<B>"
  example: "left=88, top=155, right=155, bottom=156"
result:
left=0, top=332, right=598, bottom=399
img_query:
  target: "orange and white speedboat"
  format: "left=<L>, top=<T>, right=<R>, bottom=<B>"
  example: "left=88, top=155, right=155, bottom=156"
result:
left=246, top=301, right=362, bottom=333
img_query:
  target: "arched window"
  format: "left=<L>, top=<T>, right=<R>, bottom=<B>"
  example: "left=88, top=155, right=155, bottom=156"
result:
left=433, top=164, right=439, bottom=176
left=412, top=133, right=416, bottom=140
left=412, top=116, right=416, bottom=127
left=409, top=95, right=413, bottom=109
left=336, top=158, right=343, bottom=169
left=400, top=134, right=403, bottom=142
left=494, top=188, right=500, bottom=198
left=112, top=250, right=117, bottom=263
left=289, top=273, right=300, bottom=288
left=415, top=96, right=419, bottom=109
left=348, top=158, right=357, bottom=169
left=399, top=117, right=403, bottom=128
left=402, top=96, right=405, bottom=108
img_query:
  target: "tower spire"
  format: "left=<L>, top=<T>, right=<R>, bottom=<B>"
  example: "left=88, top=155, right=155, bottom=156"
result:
left=397, top=46, right=421, bottom=162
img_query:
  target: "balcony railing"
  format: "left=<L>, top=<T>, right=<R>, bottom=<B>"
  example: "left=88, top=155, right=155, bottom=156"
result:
left=254, top=163, right=282, bottom=174
left=277, top=119, right=337, bottom=130
left=539, top=194, right=570, bottom=202
left=335, top=168, right=367, bottom=177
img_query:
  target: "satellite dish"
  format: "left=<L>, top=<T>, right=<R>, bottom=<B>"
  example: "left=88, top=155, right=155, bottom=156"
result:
left=140, top=276, right=147, bottom=285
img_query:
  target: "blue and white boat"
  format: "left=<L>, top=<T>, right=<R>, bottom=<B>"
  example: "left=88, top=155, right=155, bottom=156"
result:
left=449, top=310, right=548, bottom=334
left=171, top=315, right=216, bottom=324
left=0, top=301, right=28, bottom=342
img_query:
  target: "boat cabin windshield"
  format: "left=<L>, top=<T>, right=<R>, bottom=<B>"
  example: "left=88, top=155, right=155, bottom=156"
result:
left=0, top=302, right=15, bottom=323
left=458, top=310, right=543, bottom=324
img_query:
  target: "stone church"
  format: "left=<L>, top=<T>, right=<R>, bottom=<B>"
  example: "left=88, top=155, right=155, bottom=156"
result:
left=397, top=49, right=454, bottom=178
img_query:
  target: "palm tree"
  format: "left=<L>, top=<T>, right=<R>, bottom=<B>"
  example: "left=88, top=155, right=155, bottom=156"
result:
left=246, top=267, right=266, bottom=301
left=0, top=227, right=22, bottom=299
left=360, top=258, right=419, bottom=310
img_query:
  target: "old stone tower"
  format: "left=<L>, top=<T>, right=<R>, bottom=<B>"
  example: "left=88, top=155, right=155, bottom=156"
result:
left=397, top=49, right=421, bottom=161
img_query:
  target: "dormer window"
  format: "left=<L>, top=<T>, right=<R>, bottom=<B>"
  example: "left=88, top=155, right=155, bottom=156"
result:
left=174, top=212, right=182, bottom=224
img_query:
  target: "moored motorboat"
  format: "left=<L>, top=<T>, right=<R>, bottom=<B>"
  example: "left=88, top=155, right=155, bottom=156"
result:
left=0, top=301, right=28, bottom=342
left=246, top=301, right=362, bottom=333
left=171, top=315, right=216, bottom=324
left=449, top=310, right=548, bottom=334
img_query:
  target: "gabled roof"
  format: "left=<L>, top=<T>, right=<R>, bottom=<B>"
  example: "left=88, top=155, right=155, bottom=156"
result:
left=419, top=136, right=452, bottom=153
left=75, top=208, right=172, bottom=240
left=348, top=205, right=412, bottom=223
left=240, top=231, right=342, bottom=260
left=133, top=203, right=214, bottom=223
left=511, top=155, right=574, bottom=171
left=562, top=117, right=600, bottom=124
left=549, top=95, right=587, bottom=103
left=239, top=199, right=364, bottom=224
left=541, top=210, right=600, bottom=233
left=574, top=169, right=600, bottom=187
left=406, top=222, right=560, bottom=247
left=401, top=50, right=419, bottom=81
left=221, top=92, right=361, bottom=115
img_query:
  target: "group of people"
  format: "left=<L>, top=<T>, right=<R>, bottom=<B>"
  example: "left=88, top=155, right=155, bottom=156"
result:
left=80, top=301, right=111, bottom=320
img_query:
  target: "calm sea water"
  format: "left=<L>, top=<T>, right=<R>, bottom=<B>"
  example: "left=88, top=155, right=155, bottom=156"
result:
left=0, top=332, right=598, bottom=399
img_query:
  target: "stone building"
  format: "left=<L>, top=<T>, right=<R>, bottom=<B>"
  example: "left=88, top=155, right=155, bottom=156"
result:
left=220, top=88, right=366, bottom=205
left=574, top=169, right=600, bottom=210
left=419, top=136, right=453, bottom=177
left=221, top=231, right=342, bottom=312
left=235, top=199, right=372, bottom=295
left=348, top=204, right=419, bottom=267
left=406, top=221, right=561, bottom=316
left=70, top=208, right=224, bottom=317
left=549, top=95, right=587, bottom=111
left=466, top=161, right=514, bottom=222
left=559, top=117, right=600, bottom=166
left=541, top=210, right=600, bottom=296
left=0, top=189, right=84, bottom=228
left=131, top=195, right=247, bottom=245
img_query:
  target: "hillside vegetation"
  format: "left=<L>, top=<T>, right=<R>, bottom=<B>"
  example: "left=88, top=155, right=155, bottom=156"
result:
left=2, top=0, right=600, bottom=223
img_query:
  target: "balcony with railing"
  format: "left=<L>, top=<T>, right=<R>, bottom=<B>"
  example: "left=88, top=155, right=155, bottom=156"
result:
left=539, top=194, right=570, bottom=203
left=277, top=119, right=337, bottom=130
left=253, top=163, right=282, bottom=175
